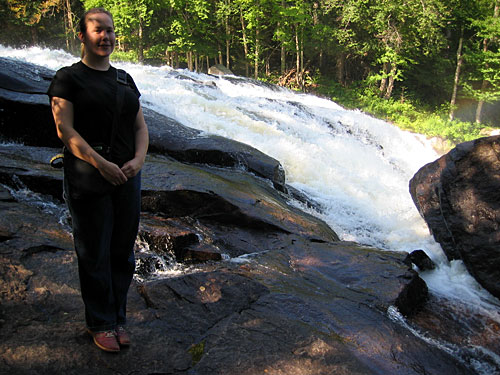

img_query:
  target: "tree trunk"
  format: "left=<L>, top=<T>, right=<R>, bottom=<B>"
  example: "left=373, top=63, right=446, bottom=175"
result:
left=475, top=78, right=488, bottom=124
left=218, top=45, right=223, bottom=65
left=300, top=28, right=304, bottom=89
left=476, top=37, right=489, bottom=123
left=254, top=23, right=260, bottom=79
left=187, top=51, right=193, bottom=71
left=166, top=50, right=171, bottom=66
left=64, top=0, right=75, bottom=52
left=449, top=28, right=464, bottom=121
left=313, top=2, right=322, bottom=71
left=64, top=10, right=70, bottom=51
left=336, top=53, right=346, bottom=86
left=281, top=45, right=286, bottom=75
left=138, top=18, right=144, bottom=64
left=384, top=63, right=397, bottom=99
left=280, top=0, right=286, bottom=75
left=240, top=6, right=250, bottom=77
left=295, top=25, right=300, bottom=86
left=225, top=2, right=230, bottom=69
left=30, top=27, right=38, bottom=46
left=379, top=62, right=388, bottom=97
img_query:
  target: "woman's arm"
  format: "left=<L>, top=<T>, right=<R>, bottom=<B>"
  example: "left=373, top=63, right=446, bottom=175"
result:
left=51, top=96, right=128, bottom=185
left=121, top=105, right=149, bottom=178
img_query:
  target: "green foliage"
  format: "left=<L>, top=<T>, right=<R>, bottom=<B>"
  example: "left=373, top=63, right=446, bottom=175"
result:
left=416, top=115, right=483, bottom=144
left=110, top=49, right=137, bottom=62
left=7, top=0, right=60, bottom=26
left=145, top=43, right=168, bottom=60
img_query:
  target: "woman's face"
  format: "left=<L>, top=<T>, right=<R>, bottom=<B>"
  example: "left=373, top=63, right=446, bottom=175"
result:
left=79, top=12, right=115, bottom=59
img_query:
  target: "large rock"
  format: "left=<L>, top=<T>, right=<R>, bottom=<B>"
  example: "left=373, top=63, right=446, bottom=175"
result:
left=409, top=135, right=500, bottom=299
left=0, top=176, right=472, bottom=375
left=208, top=64, right=234, bottom=76
left=144, top=108, right=286, bottom=192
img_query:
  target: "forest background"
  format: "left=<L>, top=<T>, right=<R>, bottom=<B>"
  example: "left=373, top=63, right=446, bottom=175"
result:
left=2, top=0, right=500, bottom=147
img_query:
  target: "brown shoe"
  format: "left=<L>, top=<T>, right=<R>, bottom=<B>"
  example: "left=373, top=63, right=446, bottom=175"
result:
left=115, top=326, right=131, bottom=346
left=88, top=330, right=120, bottom=352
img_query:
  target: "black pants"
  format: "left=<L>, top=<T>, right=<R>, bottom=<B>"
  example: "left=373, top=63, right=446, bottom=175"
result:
left=65, top=172, right=141, bottom=331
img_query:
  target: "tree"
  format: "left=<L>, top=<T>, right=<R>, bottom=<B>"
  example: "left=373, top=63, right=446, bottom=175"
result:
left=62, top=0, right=79, bottom=53
left=369, top=0, right=448, bottom=99
left=166, top=0, right=220, bottom=70
left=321, top=0, right=380, bottom=86
left=216, top=0, right=235, bottom=69
left=236, top=0, right=250, bottom=75
left=7, top=0, right=61, bottom=45
left=277, top=0, right=312, bottom=88
left=450, top=27, right=465, bottom=120
left=468, top=0, right=500, bottom=123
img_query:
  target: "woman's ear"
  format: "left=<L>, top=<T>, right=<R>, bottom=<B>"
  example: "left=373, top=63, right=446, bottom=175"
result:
left=78, top=32, right=85, bottom=43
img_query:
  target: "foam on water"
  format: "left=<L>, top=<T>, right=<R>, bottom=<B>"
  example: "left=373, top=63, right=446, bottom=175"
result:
left=2, top=45, right=499, bottom=320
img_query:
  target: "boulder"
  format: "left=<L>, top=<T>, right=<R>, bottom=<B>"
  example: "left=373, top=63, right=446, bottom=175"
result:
left=410, top=135, right=500, bottom=299
left=404, top=249, right=436, bottom=271
left=208, top=64, right=234, bottom=76
left=144, top=108, right=286, bottom=192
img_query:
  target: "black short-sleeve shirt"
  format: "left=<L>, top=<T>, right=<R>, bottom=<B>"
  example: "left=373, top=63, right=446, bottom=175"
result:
left=47, top=61, right=141, bottom=165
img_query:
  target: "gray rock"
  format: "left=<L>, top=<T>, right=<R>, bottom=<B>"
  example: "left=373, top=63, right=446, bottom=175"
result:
left=208, top=64, right=234, bottom=76
left=410, top=135, right=500, bottom=299
left=144, top=107, right=286, bottom=192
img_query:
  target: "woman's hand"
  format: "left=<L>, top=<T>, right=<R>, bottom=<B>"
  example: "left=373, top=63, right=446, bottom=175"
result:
left=121, top=157, right=144, bottom=178
left=122, top=105, right=149, bottom=179
left=98, top=158, right=128, bottom=185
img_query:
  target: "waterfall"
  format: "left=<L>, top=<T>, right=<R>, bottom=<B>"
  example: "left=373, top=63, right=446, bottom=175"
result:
left=1, top=45, right=499, bottom=320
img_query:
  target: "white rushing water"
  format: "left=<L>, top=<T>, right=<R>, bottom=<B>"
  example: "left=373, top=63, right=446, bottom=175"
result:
left=1, top=45, right=499, bottom=321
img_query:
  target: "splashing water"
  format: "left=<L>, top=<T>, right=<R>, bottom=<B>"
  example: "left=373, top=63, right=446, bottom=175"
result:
left=1, top=45, right=499, bottom=322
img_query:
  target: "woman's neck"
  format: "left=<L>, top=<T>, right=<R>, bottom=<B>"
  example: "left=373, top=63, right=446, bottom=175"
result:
left=81, top=55, right=110, bottom=71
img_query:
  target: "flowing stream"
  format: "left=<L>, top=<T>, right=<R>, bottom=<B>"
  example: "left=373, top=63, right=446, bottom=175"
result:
left=2, top=46, right=500, bottom=362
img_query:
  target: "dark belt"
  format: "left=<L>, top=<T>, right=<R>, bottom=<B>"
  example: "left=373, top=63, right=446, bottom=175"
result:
left=50, top=144, right=111, bottom=169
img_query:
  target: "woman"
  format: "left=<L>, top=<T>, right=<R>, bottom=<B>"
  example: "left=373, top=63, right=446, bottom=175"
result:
left=48, top=8, right=148, bottom=352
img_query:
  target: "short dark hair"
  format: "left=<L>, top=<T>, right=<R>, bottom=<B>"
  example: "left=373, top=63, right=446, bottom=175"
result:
left=79, top=7, right=114, bottom=34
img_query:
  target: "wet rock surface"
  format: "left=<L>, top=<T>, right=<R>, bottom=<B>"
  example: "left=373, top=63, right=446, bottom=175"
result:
left=0, top=57, right=490, bottom=374
left=410, top=136, right=500, bottom=300
left=0, top=143, right=474, bottom=375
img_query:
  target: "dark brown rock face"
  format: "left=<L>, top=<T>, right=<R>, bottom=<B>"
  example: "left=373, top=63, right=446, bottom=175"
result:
left=410, top=136, right=500, bottom=299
